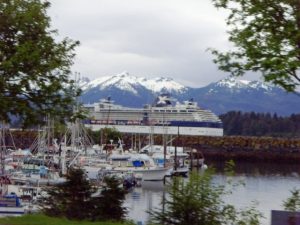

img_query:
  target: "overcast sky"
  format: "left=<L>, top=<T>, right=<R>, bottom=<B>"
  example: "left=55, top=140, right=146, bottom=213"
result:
left=48, top=0, right=255, bottom=87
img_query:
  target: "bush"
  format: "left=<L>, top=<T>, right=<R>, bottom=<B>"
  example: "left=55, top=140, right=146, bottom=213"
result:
left=149, top=166, right=263, bottom=225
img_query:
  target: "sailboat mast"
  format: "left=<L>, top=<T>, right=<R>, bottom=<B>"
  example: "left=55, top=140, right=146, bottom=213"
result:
left=0, top=124, right=4, bottom=175
left=163, top=112, right=167, bottom=168
left=0, top=122, right=9, bottom=175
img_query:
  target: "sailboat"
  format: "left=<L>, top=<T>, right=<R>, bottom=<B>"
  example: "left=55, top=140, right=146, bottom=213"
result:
left=0, top=124, right=25, bottom=215
left=9, top=118, right=66, bottom=186
left=140, top=124, right=190, bottom=177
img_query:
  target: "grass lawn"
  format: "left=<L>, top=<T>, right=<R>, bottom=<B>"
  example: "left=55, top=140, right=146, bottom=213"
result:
left=0, top=214, right=135, bottom=225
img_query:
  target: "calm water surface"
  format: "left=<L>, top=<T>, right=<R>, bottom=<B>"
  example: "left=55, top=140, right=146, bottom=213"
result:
left=124, top=161, right=300, bottom=225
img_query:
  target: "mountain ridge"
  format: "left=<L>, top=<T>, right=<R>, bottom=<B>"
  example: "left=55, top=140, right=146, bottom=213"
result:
left=79, top=72, right=300, bottom=116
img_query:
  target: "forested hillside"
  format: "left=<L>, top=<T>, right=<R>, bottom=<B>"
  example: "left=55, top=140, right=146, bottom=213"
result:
left=220, top=111, right=300, bottom=137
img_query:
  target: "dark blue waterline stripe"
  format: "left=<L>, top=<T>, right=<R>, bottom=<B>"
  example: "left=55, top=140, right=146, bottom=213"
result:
left=0, top=211, right=24, bottom=214
left=84, top=119, right=223, bottom=128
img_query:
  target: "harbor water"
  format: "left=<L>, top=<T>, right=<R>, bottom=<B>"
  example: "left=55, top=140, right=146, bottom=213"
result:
left=124, top=161, right=300, bottom=225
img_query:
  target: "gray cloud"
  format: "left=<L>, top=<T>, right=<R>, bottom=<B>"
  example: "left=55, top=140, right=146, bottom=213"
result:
left=48, top=0, right=248, bottom=87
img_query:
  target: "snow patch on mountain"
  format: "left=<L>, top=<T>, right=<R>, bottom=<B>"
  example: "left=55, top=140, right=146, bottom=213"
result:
left=214, top=77, right=274, bottom=92
left=78, top=77, right=91, bottom=89
left=239, top=80, right=251, bottom=85
left=139, top=77, right=186, bottom=93
left=81, top=71, right=187, bottom=94
left=81, top=76, right=108, bottom=90
left=247, top=81, right=273, bottom=91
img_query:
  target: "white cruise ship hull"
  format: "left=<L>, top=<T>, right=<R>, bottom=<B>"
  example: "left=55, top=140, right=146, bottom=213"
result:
left=85, top=124, right=223, bottom=136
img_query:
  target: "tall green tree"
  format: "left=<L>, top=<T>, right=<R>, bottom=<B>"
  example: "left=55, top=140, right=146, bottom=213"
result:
left=39, top=168, right=94, bottom=220
left=39, top=168, right=128, bottom=222
left=211, top=0, right=300, bottom=92
left=90, top=176, right=128, bottom=221
left=0, top=0, right=80, bottom=126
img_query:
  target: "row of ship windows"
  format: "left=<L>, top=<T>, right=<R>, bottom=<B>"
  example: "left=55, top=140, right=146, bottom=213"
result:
left=92, top=114, right=217, bottom=121
left=153, top=110, right=196, bottom=113
left=93, top=114, right=216, bottom=120
left=100, top=109, right=215, bottom=115
left=106, top=109, right=197, bottom=113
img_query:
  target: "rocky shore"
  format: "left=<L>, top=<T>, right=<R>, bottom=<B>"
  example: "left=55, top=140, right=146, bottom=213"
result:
left=180, top=136, right=300, bottom=163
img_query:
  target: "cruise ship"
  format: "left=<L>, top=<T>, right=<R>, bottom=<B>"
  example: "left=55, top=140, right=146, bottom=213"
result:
left=84, top=94, right=223, bottom=136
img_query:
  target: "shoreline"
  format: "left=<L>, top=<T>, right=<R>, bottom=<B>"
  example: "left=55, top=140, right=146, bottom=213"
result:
left=201, top=148, right=300, bottom=163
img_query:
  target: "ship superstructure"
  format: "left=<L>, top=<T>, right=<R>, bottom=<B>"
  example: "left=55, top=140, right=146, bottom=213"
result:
left=84, top=94, right=223, bottom=136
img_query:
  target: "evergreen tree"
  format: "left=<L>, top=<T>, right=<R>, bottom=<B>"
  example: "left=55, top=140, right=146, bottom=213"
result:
left=220, top=111, right=300, bottom=137
left=0, top=0, right=80, bottom=126
left=91, top=176, right=128, bottom=221
left=283, top=189, right=300, bottom=212
left=39, top=168, right=94, bottom=220
left=39, top=169, right=128, bottom=221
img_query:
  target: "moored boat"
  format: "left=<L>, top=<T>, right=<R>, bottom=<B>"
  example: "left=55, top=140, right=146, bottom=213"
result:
left=0, top=193, right=24, bottom=215
left=83, top=151, right=171, bottom=182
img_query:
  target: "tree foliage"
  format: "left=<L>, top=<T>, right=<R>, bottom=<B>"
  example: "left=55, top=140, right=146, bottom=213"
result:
left=220, top=111, right=300, bottom=137
left=211, top=0, right=300, bottom=92
left=39, top=168, right=94, bottom=220
left=88, top=127, right=122, bottom=147
left=39, top=168, right=128, bottom=221
left=102, top=127, right=122, bottom=143
left=91, top=176, right=128, bottom=221
left=283, top=188, right=300, bottom=212
left=0, top=0, right=80, bottom=126
left=149, top=169, right=263, bottom=225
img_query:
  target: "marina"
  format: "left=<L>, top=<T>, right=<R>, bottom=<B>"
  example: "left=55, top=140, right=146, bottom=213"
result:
left=0, top=123, right=298, bottom=225
left=0, top=119, right=201, bottom=217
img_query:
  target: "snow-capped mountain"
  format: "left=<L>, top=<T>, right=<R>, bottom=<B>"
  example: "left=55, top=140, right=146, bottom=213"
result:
left=80, top=73, right=300, bottom=115
left=81, top=71, right=187, bottom=94
left=80, top=72, right=189, bottom=106
left=211, top=77, right=274, bottom=92
left=193, top=78, right=300, bottom=115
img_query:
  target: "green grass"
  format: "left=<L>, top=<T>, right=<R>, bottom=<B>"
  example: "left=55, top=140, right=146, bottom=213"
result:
left=0, top=214, right=135, bottom=225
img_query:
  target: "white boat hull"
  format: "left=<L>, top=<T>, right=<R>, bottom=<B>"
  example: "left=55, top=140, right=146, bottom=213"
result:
left=171, top=166, right=189, bottom=176
left=114, top=167, right=171, bottom=181
left=190, top=158, right=205, bottom=167
left=0, top=206, right=24, bottom=215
